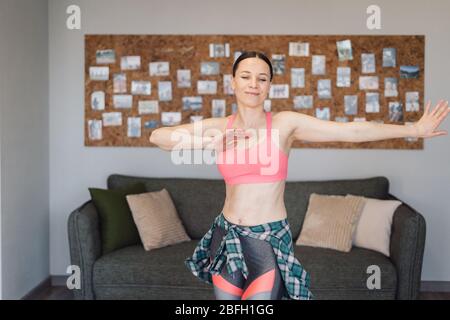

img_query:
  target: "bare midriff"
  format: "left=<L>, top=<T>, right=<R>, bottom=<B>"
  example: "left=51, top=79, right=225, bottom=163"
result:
left=221, top=180, right=287, bottom=226
left=219, top=112, right=294, bottom=227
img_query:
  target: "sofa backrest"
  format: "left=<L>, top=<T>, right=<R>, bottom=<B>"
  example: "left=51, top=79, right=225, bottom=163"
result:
left=107, top=174, right=390, bottom=240
left=108, top=176, right=226, bottom=240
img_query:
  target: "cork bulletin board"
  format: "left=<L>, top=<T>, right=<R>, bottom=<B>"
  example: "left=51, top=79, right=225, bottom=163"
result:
left=85, top=34, right=424, bottom=149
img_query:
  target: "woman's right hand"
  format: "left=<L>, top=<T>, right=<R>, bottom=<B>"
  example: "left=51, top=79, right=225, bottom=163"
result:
left=203, top=129, right=250, bottom=152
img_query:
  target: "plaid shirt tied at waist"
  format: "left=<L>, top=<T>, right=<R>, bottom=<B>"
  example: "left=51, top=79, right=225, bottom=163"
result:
left=185, top=212, right=313, bottom=300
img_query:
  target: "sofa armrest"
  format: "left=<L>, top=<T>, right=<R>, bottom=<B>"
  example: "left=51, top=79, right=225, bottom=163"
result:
left=387, top=193, right=426, bottom=300
left=67, top=200, right=102, bottom=300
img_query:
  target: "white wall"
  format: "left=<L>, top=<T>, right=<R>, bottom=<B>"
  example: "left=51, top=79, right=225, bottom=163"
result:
left=49, top=0, right=450, bottom=281
left=0, top=0, right=49, bottom=299
left=0, top=1, right=4, bottom=300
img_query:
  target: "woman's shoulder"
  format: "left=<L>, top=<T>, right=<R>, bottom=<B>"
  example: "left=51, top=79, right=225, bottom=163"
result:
left=271, top=111, right=292, bottom=126
left=201, top=115, right=231, bottom=132
left=270, top=111, right=296, bottom=145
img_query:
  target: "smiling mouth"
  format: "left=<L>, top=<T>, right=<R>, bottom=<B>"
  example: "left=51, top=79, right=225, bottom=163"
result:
left=245, top=92, right=260, bottom=96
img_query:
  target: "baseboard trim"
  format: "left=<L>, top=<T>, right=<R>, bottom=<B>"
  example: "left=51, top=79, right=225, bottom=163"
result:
left=49, top=276, right=450, bottom=292
left=23, top=276, right=450, bottom=299
left=51, top=275, right=69, bottom=286
left=21, top=277, right=51, bottom=300
left=420, top=281, right=450, bottom=292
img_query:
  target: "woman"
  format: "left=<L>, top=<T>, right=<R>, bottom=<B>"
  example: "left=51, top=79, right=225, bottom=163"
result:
left=150, top=51, right=449, bottom=300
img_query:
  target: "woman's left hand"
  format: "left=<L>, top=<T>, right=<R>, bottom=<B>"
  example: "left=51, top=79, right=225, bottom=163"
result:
left=414, top=100, right=450, bottom=138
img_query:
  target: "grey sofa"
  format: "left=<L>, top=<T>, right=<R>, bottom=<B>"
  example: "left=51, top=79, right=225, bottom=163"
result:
left=68, top=174, right=426, bottom=300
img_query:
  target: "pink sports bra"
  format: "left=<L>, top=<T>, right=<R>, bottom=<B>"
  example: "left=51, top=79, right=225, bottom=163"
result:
left=216, top=111, right=288, bottom=185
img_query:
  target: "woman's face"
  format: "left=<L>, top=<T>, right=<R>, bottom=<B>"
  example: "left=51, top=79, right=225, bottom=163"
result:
left=232, top=57, right=271, bottom=108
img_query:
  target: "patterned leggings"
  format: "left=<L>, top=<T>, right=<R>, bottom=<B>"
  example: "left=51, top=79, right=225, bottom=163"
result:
left=209, top=224, right=287, bottom=300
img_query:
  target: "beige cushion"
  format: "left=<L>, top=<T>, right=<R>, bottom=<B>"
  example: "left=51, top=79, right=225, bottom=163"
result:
left=350, top=194, right=402, bottom=257
left=126, top=189, right=191, bottom=251
left=296, top=193, right=366, bottom=252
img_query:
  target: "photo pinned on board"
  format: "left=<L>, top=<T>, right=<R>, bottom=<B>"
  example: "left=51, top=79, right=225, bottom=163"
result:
left=121, top=56, right=141, bottom=70
left=212, top=99, right=226, bottom=118
left=127, top=117, right=141, bottom=138
left=359, top=76, right=379, bottom=90
left=289, top=42, right=309, bottom=57
left=197, top=80, right=217, bottom=95
left=335, top=116, right=349, bottom=123
left=182, top=96, right=203, bottom=111
left=317, top=79, right=331, bottom=99
left=96, top=49, right=116, bottom=64
left=272, top=54, right=286, bottom=75
left=400, top=65, right=420, bottom=78
left=315, top=107, right=330, bottom=120
left=209, top=43, right=230, bottom=58
left=88, top=119, right=102, bottom=140
left=291, top=68, right=305, bottom=88
left=138, top=100, right=159, bottom=114
left=365, top=92, right=380, bottom=113
left=113, top=73, right=127, bottom=93
left=382, top=48, right=396, bottom=67
left=336, top=39, right=353, bottom=61
left=361, top=53, right=376, bottom=73
left=389, top=102, right=404, bottom=122
left=102, top=112, right=122, bottom=126
left=161, top=112, right=182, bottom=126
left=113, top=94, right=133, bottom=109
left=177, top=69, right=191, bottom=88
left=223, top=74, right=234, bottom=95
left=269, top=84, right=289, bottom=99
left=89, top=66, right=109, bottom=81
left=384, top=77, right=398, bottom=97
left=337, top=67, right=351, bottom=87
left=144, top=120, right=159, bottom=129
left=200, top=62, right=220, bottom=75
left=131, top=81, right=151, bottom=95
left=150, top=61, right=170, bottom=76
left=405, top=91, right=420, bottom=112
left=158, top=81, right=173, bottom=101
left=91, top=91, right=105, bottom=110
left=312, top=55, right=326, bottom=75
left=293, top=95, right=313, bottom=109
left=344, top=95, right=358, bottom=115
left=263, top=100, right=271, bottom=112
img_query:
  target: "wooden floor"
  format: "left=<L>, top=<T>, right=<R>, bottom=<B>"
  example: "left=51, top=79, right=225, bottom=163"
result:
left=23, top=286, right=450, bottom=300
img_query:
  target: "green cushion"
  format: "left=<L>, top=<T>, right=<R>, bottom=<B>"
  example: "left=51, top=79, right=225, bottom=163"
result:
left=89, top=183, right=146, bottom=255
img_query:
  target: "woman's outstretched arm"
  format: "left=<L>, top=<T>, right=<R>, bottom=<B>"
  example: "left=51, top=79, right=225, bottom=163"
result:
left=150, top=119, right=213, bottom=151
left=282, top=100, right=449, bottom=143
left=349, top=100, right=449, bottom=142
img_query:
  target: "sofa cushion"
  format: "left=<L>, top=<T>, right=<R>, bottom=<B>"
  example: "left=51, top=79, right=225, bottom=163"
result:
left=93, top=241, right=397, bottom=300
left=126, top=189, right=191, bottom=251
left=93, top=241, right=208, bottom=289
left=295, top=245, right=397, bottom=299
left=89, top=182, right=147, bottom=255
left=352, top=195, right=402, bottom=257
left=296, top=193, right=366, bottom=252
